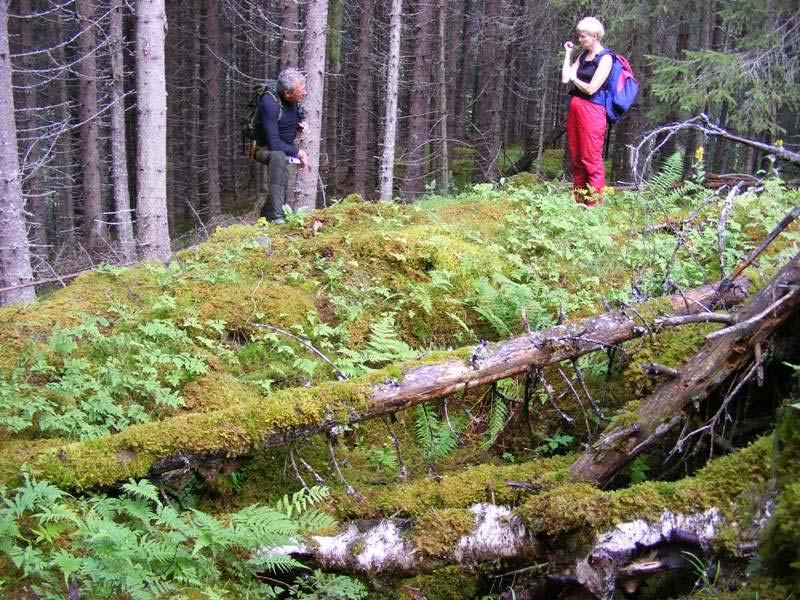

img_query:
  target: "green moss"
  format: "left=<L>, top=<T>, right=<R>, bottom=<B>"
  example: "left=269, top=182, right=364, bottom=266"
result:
left=520, top=435, right=774, bottom=542
left=371, top=455, right=575, bottom=516
left=759, top=408, right=800, bottom=583
left=400, top=566, right=478, bottom=600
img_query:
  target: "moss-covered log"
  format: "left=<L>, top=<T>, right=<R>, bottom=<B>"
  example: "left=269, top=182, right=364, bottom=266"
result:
left=276, top=434, right=773, bottom=598
left=1, top=279, right=748, bottom=491
left=570, top=251, right=800, bottom=487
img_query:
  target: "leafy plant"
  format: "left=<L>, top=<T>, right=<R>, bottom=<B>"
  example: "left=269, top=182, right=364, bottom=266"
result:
left=0, top=312, right=228, bottom=440
left=285, top=569, right=368, bottom=599
left=414, top=402, right=466, bottom=461
left=533, top=432, right=574, bottom=456
left=338, top=313, right=416, bottom=377
left=0, top=476, right=336, bottom=599
left=367, top=445, right=399, bottom=473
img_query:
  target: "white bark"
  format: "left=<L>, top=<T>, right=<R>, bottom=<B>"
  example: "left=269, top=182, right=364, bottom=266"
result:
left=296, top=0, right=329, bottom=211
left=0, top=0, right=35, bottom=305
left=110, top=0, right=136, bottom=263
left=135, top=0, right=171, bottom=262
left=378, top=0, right=402, bottom=202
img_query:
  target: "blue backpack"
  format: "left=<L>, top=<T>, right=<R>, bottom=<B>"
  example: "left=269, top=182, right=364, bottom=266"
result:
left=601, top=50, right=639, bottom=123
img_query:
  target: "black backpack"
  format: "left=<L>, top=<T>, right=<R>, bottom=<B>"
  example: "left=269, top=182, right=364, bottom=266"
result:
left=241, top=80, right=305, bottom=160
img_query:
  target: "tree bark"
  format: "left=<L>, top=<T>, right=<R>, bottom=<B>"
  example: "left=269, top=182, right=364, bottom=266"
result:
left=77, top=0, right=106, bottom=253
left=436, top=0, right=449, bottom=194
left=109, top=0, right=137, bottom=263
left=322, top=0, right=343, bottom=202
left=351, top=0, right=375, bottom=197
left=295, top=0, right=328, bottom=210
left=378, top=0, right=403, bottom=202
left=400, top=0, right=435, bottom=201
left=570, top=251, right=800, bottom=487
left=279, top=0, right=301, bottom=68
left=15, top=0, right=47, bottom=259
left=135, top=0, right=171, bottom=262
left=205, top=0, right=222, bottom=218
left=471, top=0, right=508, bottom=182
left=0, top=0, right=35, bottom=305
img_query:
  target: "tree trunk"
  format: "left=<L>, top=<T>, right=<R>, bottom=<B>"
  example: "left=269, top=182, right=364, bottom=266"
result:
left=16, top=0, right=47, bottom=260
left=295, top=0, right=328, bottom=211
left=378, top=0, right=403, bottom=202
left=570, top=251, right=800, bottom=487
left=436, top=0, right=449, bottom=194
left=322, top=0, right=343, bottom=202
left=9, top=279, right=749, bottom=490
left=351, top=0, right=375, bottom=197
left=279, top=0, right=301, bottom=68
left=205, top=0, right=222, bottom=218
left=0, top=0, right=34, bottom=305
left=452, top=0, right=474, bottom=144
left=77, top=0, right=106, bottom=253
left=471, top=0, right=508, bottom=182
left=109, top=0, right=137, bottom=263
left=135, top=0, right=171, bottom=262
left=401, top=0, right=435, bottom=201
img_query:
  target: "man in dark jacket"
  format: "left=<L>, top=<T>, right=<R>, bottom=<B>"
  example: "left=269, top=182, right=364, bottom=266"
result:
left=253, top=67, right=307, bottom=223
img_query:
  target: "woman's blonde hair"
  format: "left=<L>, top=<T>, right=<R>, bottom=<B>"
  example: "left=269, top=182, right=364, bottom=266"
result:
left=576, top=17, right=605, bottom=41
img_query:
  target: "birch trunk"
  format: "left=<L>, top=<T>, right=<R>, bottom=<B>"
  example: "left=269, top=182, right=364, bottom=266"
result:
left=378, top=0, right=402, bottom=202
left=135, top=0, right=171, bottom=262
left=10, top=279, right=748, bottom=489
left=0, top=0, right=34, bottom=304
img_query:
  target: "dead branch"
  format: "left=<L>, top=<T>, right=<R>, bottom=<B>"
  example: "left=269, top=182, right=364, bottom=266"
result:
left=570, top=251, right=800, bottom=487
left=632, top=114, right=800, bottom=186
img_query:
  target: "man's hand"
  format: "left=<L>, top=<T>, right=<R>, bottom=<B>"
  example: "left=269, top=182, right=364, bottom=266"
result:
left=563, top=40, right=574, bottom=52
left=298, top=149, right=308, bottom=170
left=297, top=121, right=307, bottom=134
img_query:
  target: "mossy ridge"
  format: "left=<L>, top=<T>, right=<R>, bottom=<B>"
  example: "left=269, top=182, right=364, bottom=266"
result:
left=3, top=377, right=373, bottom=490
left=367, top=455, right=574, bottom=517
left=520, top=434, right=773, bottom=540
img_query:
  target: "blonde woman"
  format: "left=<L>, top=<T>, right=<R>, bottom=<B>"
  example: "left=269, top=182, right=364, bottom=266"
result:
left=562, top=17, right=612, bottom=206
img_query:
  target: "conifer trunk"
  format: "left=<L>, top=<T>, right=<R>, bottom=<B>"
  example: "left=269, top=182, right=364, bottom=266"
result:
left=0, top=0, right=35, bottom=305
left=135, top=0, right=171, bottom=262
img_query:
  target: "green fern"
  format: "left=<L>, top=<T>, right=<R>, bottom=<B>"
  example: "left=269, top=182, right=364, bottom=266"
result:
left=414, top=403, right=465, bottom=461
left=482, top=393, right=509, bottom=450
left=0, top=476, right=338, bottom=599
left=338, top=313, right=416, bottom=376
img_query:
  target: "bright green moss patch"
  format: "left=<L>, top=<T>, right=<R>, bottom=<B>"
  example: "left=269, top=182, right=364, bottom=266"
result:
left=398, top=566, right=478, bottom=600
left=520, top=435, right=773, bottom=539
left=411, top=509, right=475, bottom=558
left=370, top=455, right=575, bottom=516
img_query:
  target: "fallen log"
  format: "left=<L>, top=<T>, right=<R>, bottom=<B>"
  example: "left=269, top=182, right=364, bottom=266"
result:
left=570, top=250, right=800, bottom=487
left=4, top=279, right=748, bottom=491
left=264, top=435, right=773, bottom=599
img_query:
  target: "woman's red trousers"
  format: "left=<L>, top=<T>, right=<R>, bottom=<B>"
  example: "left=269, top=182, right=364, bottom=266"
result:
left=566, top=95, right=607, bottom=205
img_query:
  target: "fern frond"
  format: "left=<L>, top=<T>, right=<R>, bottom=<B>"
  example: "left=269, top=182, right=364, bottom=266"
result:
left=482, top=395, right=509, bottom=449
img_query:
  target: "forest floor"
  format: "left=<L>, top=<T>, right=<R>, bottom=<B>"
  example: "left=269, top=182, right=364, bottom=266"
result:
left=1, top=168, right=799, bottom=599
